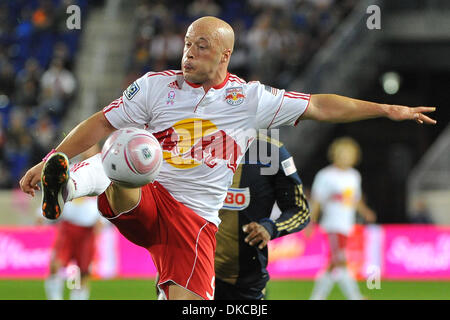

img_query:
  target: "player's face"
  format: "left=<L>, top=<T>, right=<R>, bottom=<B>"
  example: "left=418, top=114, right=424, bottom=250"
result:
left=182, top=27, right=222, bottom=84
left=333, top=145, right=358, bottom=169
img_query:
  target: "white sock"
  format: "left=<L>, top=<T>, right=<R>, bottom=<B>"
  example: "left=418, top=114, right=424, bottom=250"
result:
left=69, top=286, right=90, bottom=300
left=65, top=153, right=111, bottom=201
left=310, top=271, right=334, bottom=300
left=44, top=273, right=64, bottom=300
left=334, top=267, right=363, bottom=300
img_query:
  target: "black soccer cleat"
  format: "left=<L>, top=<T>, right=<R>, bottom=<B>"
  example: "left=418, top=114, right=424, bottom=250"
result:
left=41, top=152, right=70, bottom=220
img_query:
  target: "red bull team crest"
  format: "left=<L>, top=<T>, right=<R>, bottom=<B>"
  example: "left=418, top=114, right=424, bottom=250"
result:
left=153, top=118, right=244, bottom=172
left=225, top=87, right=245, bottom=106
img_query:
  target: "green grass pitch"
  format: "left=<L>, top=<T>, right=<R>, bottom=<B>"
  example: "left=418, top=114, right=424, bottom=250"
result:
left=0, top=279, right=449, bottom=300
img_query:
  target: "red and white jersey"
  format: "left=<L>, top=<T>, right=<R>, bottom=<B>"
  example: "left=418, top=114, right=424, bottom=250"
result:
left=103, top=70, right=310, bottom=226
left=311, top=165, right=362, bottom=235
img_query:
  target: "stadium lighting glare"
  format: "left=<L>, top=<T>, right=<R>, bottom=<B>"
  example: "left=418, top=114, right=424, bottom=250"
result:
left=381, top=71, right=401, bottom=95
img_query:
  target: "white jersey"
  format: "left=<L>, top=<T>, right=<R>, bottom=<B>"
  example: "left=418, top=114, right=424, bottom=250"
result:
left=311, top=165, right=362, bottom=235
left=61, top=197, right=101, bottom=227
left=103, top=70, right=310, bottom=226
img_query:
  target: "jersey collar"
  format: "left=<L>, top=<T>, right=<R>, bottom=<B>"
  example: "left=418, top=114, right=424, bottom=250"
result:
left=184, top=72, right=230, bottom=90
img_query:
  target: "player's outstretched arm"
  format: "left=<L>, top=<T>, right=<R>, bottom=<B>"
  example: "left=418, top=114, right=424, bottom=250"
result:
left=300, top=94, right=437, bottom=125
left=19, top=111, right=115, bottom=197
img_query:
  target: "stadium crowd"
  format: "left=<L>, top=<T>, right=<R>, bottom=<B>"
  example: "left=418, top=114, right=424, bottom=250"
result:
left=126, top=0, right=357, bottom=89
left=0, top=0, right=357, bottom=189
left=0, top=0, right=91, bottom=188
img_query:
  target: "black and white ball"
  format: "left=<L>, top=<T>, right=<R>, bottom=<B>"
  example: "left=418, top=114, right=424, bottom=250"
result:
left=101, top=128, right=162, bottom=188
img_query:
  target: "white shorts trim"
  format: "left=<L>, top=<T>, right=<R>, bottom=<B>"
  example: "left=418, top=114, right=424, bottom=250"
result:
left=185, top=222, right=208, bottom=289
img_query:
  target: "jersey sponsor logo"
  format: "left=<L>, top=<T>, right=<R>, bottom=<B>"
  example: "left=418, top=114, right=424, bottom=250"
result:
left=153, top=119, right=244, bottom=172
left=281, top=157, right=297, bottom=176
left=222, top=187, right=250, bottom=210
left=331, top=187, right=357, bottom=207
left=225, top=87, right=245, bottom=106
left=124, top=81, right=140, bottom=100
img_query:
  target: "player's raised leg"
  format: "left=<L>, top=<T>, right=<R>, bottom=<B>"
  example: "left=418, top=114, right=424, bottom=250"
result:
left=103, top=182, right=207, bottom=301
left=103, top=182, right=141, bottom=217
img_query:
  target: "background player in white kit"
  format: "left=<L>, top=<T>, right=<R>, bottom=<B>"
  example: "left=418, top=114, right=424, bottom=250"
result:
left=306, top=137, right=376, bottom=300
left=42, top=145, right=104, bottom=300
left=19, top=16, right=436, bottom=300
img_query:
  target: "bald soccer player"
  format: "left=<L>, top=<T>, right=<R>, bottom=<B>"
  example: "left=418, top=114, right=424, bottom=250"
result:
left=20, top=17, right=436, bottom=300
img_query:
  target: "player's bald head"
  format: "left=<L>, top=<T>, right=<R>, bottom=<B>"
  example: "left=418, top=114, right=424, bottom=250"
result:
left=186, top=16, right=235, bottom=53
left=182, top=17, right=235, bottom=86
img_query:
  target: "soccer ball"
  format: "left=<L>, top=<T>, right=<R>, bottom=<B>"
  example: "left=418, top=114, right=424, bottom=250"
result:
left=101, top=127, right=163, bottom=188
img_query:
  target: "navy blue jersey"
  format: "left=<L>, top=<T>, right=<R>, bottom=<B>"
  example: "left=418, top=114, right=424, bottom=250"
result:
left=215, top=135, right=310, bottom=296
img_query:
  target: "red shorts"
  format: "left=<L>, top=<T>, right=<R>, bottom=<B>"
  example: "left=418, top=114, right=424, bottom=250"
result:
left=52, top=221, right=96, bottom=274
left=97, top=181, right=218, bottom=300
left=327, top=233, right=348, bottom=265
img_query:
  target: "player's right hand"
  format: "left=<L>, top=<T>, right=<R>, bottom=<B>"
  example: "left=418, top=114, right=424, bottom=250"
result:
left=19, top=162, right=45, bottom=197
left=386, top=105, right=436, bottom=124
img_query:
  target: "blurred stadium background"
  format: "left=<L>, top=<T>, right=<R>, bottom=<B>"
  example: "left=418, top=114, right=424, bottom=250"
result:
left=0, top=0, right=449, bottom=300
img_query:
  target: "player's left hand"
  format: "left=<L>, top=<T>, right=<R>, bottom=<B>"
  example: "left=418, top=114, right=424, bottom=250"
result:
left=386, top=105, right=437, bottom=124
left=243, top=222, right=271, bottom=249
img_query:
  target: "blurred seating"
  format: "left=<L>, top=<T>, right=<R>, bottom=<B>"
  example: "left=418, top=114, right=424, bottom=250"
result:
left=0, top=0, right=91, bottom=189
left=127, top=0, right=357, bottom=88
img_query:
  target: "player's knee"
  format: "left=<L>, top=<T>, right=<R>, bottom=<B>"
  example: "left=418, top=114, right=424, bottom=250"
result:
left=105, top=183, right=141, bottom=215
